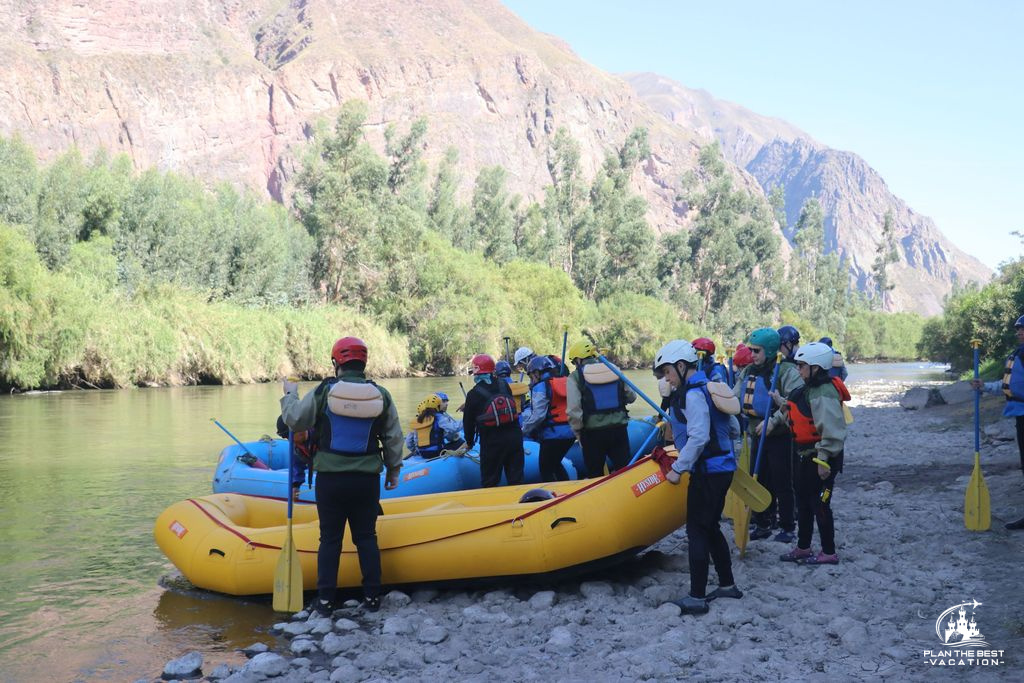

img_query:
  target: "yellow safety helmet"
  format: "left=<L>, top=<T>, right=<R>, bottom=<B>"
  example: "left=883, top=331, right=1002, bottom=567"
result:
left=567, top=339, right=597, bottom=361
left=416, top=395, right=442, bottom=415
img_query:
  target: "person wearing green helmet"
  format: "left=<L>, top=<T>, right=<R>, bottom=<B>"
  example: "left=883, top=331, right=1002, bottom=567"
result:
left=733, top=327, right=804, bottom=542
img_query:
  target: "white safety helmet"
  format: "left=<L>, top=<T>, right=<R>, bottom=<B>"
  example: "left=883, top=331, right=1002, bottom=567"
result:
left=793, top=342, right=835, bottom=370
left=513, top=346, right=535, bottom=367
left=654, top=340, right=698, bottom=369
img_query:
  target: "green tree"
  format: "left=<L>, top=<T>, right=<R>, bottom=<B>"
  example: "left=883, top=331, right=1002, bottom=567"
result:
left=294, top=101, right=425, bottom=314
left=427, top=146, right=469, bottom=244
left=590, top=129, right=656, bottom=300
left=870, top=210, right=899, bottom=310
left=0, top=135, right=39, bottom=226
left=544, top=127, right=590, bottom=277
left=469, top=166, right=516, bottom=264
left=788, top=197, right=848, bottom=340
left=681, top=144, right=780, bottom=330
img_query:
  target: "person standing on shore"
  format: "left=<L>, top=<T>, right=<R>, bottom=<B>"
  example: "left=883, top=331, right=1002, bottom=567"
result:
left=735, top=327, right=803, bottom=542
left=655, top=340, right=742, bottom=615
left=775, top=342, right=849, bottom=564
left=280, top=337, right=403, bottom=615
left=971, top=314, right=1024, bottom=530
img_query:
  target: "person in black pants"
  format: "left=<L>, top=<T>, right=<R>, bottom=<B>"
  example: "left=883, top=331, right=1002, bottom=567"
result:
left=972, top=314, right=1024, bottom=529
left=280, top=337, right=403, bottom=616
left=520, top=355, right=573, bottom=481
left=463, top=353, right=525, bottom=487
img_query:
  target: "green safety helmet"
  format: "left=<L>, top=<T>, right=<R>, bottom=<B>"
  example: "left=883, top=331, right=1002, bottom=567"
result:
left=748, top=327, right=780, bottom=359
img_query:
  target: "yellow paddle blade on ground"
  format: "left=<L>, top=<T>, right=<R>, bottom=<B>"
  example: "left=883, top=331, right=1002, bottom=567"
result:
left=964, top=451, right=990, bottom=531
left=272, top=517, right=304, bottom=612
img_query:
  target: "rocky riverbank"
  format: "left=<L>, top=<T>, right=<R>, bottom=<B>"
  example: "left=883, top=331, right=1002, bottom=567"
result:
left=148, top=380, right=1023, bottom=682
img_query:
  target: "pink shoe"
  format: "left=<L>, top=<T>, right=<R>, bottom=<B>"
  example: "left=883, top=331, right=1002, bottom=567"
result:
left=802, top=552, right=839, bottom=565
left=779, top=547, right=813, bottom=562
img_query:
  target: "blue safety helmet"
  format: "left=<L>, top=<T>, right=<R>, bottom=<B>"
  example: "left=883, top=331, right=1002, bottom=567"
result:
left=435, top=392, right=449, bottom=401
left=818, top=337, right=834, bottom=348
left=1015, top=315, right=1024, bottom=329
left=527, top=355, right=556, bottom=375
left=778, top=325, right=801, bottom=345
left=495, top=360, right=512, bottom=378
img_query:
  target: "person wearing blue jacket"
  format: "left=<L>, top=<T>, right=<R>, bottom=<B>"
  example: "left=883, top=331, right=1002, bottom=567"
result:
left=520, top=356, right=574, bottom=481
left=655, top=339, right=742, bottom=616
left=972, top=314, right=1024, bottom=530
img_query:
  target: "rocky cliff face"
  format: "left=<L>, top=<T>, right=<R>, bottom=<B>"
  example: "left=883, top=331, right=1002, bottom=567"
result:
left=0, top=0, right=705, bottom=231
left=626, top=72, right=991, bottom=315
left=0, top=1, right=987, bottom=315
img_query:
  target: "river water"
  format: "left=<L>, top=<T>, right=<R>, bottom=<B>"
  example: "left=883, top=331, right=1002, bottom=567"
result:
left=0, top=362, right=948, bottom=681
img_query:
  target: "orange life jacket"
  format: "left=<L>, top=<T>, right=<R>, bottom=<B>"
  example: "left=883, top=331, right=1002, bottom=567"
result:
left=787, top=377, right=850, bottom=446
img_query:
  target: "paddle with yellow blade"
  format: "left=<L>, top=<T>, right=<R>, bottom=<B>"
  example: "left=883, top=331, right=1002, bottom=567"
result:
left=273, top=425, right=304, bottom=612
left=582, top=331, right=770, bottom=512
left=736, top=354, right=782, bottom=556
left=964, top=339, right=990, bottom=531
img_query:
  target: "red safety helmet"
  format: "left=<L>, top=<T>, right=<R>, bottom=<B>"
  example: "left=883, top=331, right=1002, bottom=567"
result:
left=733, top=343, right=754, bottom=368
left=692, top=337, right=716, bottom=355
left=332, top=337, right=368, bottom=365
left=471, top=353, right=496, bottom=375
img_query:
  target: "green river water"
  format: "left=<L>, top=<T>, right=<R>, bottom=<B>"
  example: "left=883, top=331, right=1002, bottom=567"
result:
left=0, top=364, right=949, bottom=681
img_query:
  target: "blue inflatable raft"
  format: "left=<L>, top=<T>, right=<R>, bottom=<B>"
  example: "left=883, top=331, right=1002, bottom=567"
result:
left=211, top=418, right=658, bottom=502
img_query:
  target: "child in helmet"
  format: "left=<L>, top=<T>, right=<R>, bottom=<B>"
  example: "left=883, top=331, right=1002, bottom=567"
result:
left=565, top=339, right=637, bottom=477
left=656, top=339, right=742, bottom=615
left=774, top=342, right=849, bottom=565
left=405, top=394, right=466, bottom=459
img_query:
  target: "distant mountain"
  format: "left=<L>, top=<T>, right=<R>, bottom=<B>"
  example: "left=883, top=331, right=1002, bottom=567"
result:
left=625, top=72, right=991, bottom=314
left=0, top=1, right=988, bottom=314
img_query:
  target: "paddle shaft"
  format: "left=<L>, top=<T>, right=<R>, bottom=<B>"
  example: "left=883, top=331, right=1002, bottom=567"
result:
left=751, top=358, right=783, bottom=478
left=973, top=344, right=980, bottom=454
left=212, top=418, right=257, bottom=458
left=629, top=420, right=663, bottom=465
left=459, top=381, right=467, bottom=398
left=503, top=337, right=511, bottom=363
left=561, top=330, right=569, bottom=376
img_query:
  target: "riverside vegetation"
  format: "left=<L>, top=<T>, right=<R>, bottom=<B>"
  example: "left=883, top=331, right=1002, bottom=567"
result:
left=0, top=101, right=925, bottom=391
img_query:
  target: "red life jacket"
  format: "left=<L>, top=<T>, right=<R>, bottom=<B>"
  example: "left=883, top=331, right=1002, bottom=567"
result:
left=545, top=376, right=569, bottom=425
left=787, top=378, right=850, bottom=446
left=477, top=381, right=519, bottom=428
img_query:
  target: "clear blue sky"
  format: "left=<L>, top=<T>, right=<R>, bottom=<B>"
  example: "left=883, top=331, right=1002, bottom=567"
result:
left=503, top=0, right=1022, bottom=270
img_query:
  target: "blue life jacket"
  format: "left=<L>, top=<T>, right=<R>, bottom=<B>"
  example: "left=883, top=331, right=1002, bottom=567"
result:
left=741, top=369, right=775, bottom=419
left=1002, top=347, right=1024, bottom=417
left=315, top=378, right=385, bottom=457
left=578, top=363, right=627, bottom=418
left=704, top=361, right=729, bottom=384
left=669, top=372, right=736, bottom=474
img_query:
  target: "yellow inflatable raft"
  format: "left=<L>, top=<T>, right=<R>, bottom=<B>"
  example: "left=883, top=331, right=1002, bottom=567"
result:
left=154, top=452, right=686, bottom=596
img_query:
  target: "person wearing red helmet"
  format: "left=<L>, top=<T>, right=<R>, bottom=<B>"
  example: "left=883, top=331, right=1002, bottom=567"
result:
left=280, top=336, right=403, bottom=616
left=692, top=337, right=729, bottom=384
left=462, top=353, right=525, bottom=487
